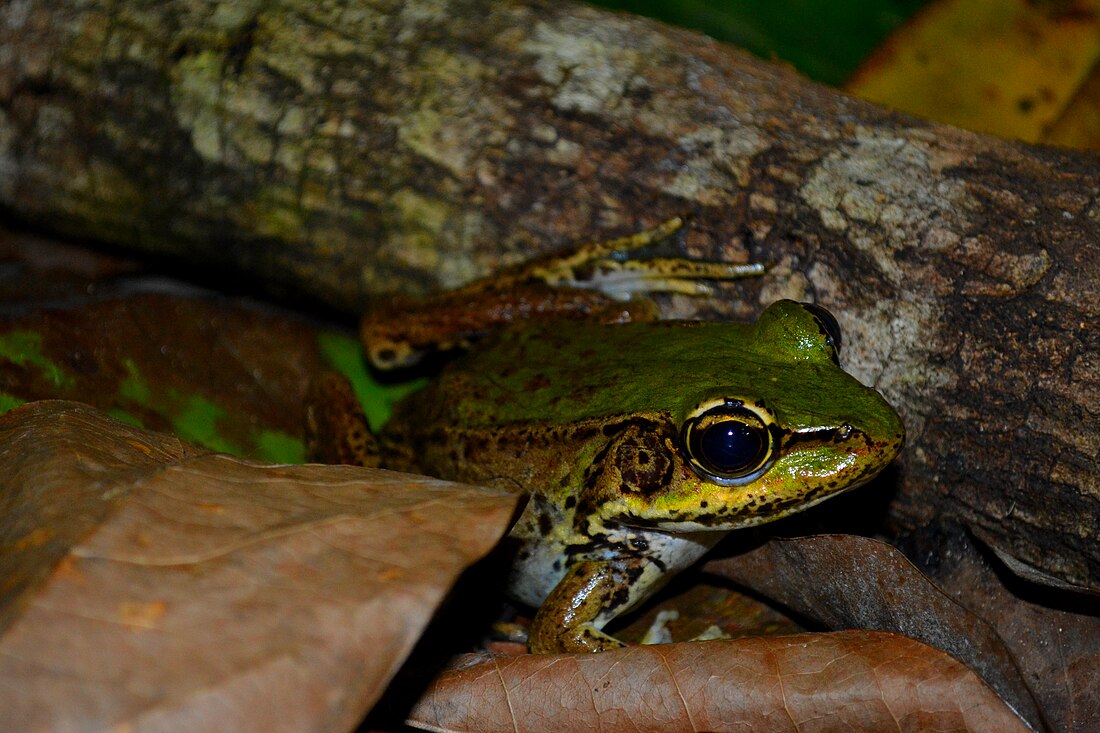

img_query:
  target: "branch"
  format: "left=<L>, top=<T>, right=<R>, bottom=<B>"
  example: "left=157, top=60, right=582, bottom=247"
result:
left=2, top=0, right=1099, bottom=590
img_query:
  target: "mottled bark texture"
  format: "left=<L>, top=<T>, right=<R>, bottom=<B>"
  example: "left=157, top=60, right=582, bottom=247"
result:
left=1, top=1, right=1098, bottom=591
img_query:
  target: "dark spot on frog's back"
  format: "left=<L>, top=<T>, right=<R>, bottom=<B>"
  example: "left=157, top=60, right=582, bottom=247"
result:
left=523, top=373, right=552, bottom=392
left=538, top=511, right=554, bottom=537
left=601, top=416, right=662, bottom=437
left=462, top=432, right=489, bottom=454
left=549, top=421, right=599, bottom=448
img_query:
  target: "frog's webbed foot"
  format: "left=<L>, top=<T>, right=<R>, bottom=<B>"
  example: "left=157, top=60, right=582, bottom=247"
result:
left=528, top=217, right=765, bottom=301
left=529, top=560, right=634, bottom=654
left=304, top=371, right=382, bottom=468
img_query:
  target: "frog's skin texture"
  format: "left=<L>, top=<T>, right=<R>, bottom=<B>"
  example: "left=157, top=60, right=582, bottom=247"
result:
left=377, top=301, right=905, bottom=653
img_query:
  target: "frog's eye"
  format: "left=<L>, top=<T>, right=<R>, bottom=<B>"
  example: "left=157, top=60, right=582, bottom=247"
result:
left=800, top=302, right=842, bottom=363
left=681, top=400, right=776, bottom=485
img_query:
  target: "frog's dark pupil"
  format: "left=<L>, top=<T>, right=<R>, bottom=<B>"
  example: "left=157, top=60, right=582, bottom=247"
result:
left=699, top=420, right=764, bottom=474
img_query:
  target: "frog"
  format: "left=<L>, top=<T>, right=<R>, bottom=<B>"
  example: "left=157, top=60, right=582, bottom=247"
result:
left=307, top=218, right=905, bottom=654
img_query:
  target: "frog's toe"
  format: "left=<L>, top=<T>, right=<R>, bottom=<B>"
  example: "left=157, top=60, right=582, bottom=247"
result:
left=529, top=620, right=626, bottom=654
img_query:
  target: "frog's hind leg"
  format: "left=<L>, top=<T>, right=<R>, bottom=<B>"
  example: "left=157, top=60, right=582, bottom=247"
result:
left=561, top=258, right=766, bottom=300
left=304, top=371, right=382, bottom=468
left=529, top=217, right=765, bottom=301
left=528, top=217, right=687, bottom=278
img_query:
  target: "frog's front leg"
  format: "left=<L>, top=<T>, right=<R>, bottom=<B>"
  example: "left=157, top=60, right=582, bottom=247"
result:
left=528, top=558, right=647, bottom=654
left=523, top=524, right=722, bottom=653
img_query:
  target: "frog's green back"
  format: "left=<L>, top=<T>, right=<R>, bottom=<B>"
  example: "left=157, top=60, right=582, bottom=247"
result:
left=399, top=306, right=898, bottom=440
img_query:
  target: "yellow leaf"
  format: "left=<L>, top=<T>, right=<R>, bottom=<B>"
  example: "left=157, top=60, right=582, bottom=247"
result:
left=846, top=0, right=1100, bottom=146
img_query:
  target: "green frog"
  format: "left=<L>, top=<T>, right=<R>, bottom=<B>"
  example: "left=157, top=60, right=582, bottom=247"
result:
left=309, top=218, right=905, bottom=654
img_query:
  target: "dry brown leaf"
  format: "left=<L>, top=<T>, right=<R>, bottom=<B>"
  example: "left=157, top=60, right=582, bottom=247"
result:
left=706, top=535, right=1044, bottom=729
left=408, top=631, right=1030, bottom=733
left=0, top=401, right=518, bottom=733
left=910, top=524, right=1100, bottom=732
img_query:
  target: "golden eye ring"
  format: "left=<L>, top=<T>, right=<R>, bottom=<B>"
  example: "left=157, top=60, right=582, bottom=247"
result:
left=680, top=399, right=776, bottom=485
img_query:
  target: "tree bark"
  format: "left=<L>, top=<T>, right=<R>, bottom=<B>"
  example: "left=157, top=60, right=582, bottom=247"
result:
left=2, top=0, right=1099, bottom=591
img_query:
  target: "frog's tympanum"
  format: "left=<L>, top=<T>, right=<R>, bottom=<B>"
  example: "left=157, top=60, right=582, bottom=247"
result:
left=308, top=219, right=905, bottom=654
